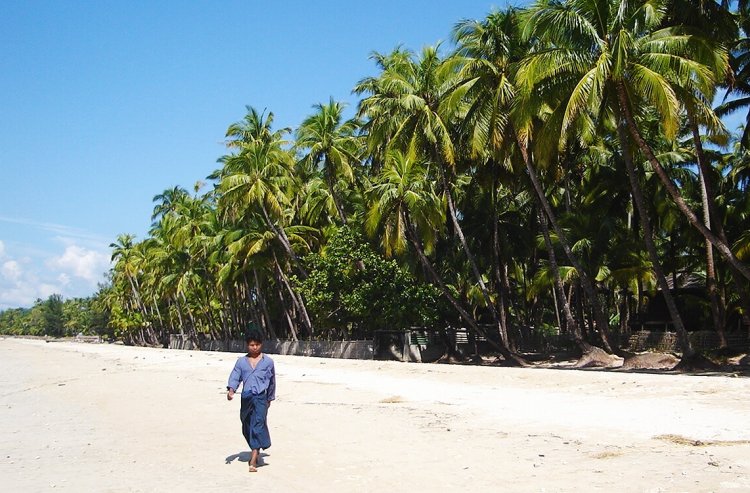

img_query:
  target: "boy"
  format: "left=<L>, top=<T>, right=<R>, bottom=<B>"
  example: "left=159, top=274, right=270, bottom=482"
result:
left=227, top=330, right=276, bottom=472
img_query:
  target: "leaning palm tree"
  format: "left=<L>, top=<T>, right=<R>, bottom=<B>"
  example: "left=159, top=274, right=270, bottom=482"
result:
left=453, top=8, right=615, bottom=352
left=367, top=149, right=524, bottom=363
left=217, top=132, right=317, bottom=336
left=358, top=45, right=523, bottom=357
left=218, top=139, right=305, bottom=276
left=519, top=0, right=737, bottom=359
left=295, top=98, right=362, bottom=223
left=521, top=0, right=749, bottom=283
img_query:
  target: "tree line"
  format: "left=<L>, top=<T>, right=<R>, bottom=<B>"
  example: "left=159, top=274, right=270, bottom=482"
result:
left=3, top=0, right=750, bottom=365
left=0, top=294, right=111, bottom=339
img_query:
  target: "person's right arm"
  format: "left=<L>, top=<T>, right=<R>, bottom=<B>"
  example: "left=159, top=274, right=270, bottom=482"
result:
left=227, top=359, right=241, bottom=400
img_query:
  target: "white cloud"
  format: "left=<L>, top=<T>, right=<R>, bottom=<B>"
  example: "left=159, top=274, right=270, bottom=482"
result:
left=1, top=260, right=22, bottom=281
left=0, top=285, right=40, bottom=308
left=0, top=240, right=111, bottom=309
left=0, top=216, right=115, bottom=308
left=47, top=245, right=111, bottom=284
left=57, top=273, right=71, bottom=286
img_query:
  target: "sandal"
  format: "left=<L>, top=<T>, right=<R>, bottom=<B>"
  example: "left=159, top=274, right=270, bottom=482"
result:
left=248, top=463, right=258, bottom=473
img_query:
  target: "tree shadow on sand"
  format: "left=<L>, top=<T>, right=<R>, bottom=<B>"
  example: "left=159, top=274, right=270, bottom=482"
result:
left=225, top=451, right=270, bottom=466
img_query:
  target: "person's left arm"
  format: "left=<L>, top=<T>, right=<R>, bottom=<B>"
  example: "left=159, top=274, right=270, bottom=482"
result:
left=267, top=359, right=276, bottom=405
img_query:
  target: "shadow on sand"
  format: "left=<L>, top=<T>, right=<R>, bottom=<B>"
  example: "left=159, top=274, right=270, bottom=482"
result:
left=225, top=451, right=270, bottom=466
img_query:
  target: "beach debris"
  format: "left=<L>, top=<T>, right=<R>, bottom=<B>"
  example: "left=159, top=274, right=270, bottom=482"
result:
left=379, top=395, right=404, bottom=404
left=573, top=347, right=623, bottom=368
left=654, top=434, right=750, bottom=447
left=621, top=352, right=679, bottom=370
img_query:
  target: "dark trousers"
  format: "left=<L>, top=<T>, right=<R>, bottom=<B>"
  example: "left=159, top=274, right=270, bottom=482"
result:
left=240, top=391, right=271, bottom=450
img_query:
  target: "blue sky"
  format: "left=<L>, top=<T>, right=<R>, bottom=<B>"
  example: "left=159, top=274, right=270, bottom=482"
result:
left=0, top=1, right=517, bottom=308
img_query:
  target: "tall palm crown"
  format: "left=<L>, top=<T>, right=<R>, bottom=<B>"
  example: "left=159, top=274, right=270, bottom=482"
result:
left=295, top=98, right=362, bottom=223
left=520, top=0, right=725, bottom=145
left=225, top=106, right=289, bottom=149
left=218, top=139, right=295, bottom=225
left=357, top=45, right=461, bottom=166
left=366, top=150, right=445, bottom=257
left=452, top=8, right=527, bottom=161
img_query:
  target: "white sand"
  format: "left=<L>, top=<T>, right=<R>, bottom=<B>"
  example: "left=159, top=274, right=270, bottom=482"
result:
left=1, top=338, right=749, bottom=492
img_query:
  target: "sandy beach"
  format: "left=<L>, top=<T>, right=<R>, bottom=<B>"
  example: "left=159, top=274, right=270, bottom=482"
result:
left=1, top=338, right=749, bottom=492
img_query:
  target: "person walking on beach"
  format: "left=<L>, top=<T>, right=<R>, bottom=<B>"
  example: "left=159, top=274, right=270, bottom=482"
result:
left=227, top=330, right=276, bottom=472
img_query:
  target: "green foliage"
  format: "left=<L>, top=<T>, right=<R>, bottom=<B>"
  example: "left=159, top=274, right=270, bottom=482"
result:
left=43, top=294, right=65, bottom=337
left=0, top=294, right=109, bottom=337
left=294, top=227, right=441, bottom=336
left=6, top=1, right=750, bottom=352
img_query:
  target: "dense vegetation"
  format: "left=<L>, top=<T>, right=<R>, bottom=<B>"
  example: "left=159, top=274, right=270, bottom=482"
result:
left=3, top=1, right=750, bottom=363
left=0, top=294, right=111, bottom=338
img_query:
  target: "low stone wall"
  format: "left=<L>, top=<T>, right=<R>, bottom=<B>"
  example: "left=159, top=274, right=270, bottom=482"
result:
left=271, top=340, right=373, bottom=359
left=168, top=335, right=374, bottom=360
left=627, top=330, right=749, bottom=353
left=74, top=335, right=102, bottom=344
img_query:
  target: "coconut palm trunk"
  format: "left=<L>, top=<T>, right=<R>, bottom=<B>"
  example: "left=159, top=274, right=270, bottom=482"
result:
left=259, top=204, right=308, bottom=278
left=616, top=83, right=750, bottom=282
left=490, top=172, right=512, bottom=349
left=402, top=211, right=525, bottom=365
left=325, top=169, right=348, bottom=223
left=687, top=114, right=727, bottom=346
left=617, top=120, right=695, bottom=359
left=254, top=269, right=277, bottom=340
left=275, top=280, right=299, bottom=341
left=433, top=149, right=511, bottom=350
left=515, top=133, right=613, bottom=352
left=539, top=210, right=592, bottom=353
left=273, top=251, right=313, bottom=338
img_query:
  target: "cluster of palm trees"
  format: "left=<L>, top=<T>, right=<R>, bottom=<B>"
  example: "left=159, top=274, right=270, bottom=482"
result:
left=103, top=0, right=750, bottom=363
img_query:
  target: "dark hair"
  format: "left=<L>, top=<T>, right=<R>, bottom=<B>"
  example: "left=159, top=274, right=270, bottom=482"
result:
left=245, top=329, right=263, bottom=344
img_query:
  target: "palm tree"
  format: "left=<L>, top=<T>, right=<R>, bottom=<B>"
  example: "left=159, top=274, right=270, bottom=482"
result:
left=453, top=8, right=615, bottom=352
left=452, top=9, right=523, bottom=348
left=355, top=47, right=414, bottom=173
left=366, top=150, right=444, bottom=258
left=218, top=139, right=306, bottom=276
left=520, top=0, right=742, bottom=358
left=359, top=45, right=522, bottom=356
left=521, top=0, right=749, bottom=282
left=226, top=106, right=290, bottom=148
left=296, top=98, right=362, bottom=223
left=151, top=186, right=190, bottom=222
left=367, top=150, right=523, bottom=362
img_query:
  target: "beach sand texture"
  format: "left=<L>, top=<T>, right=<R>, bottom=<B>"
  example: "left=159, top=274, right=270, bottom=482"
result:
left=1, top=337, right=749, bottom=492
